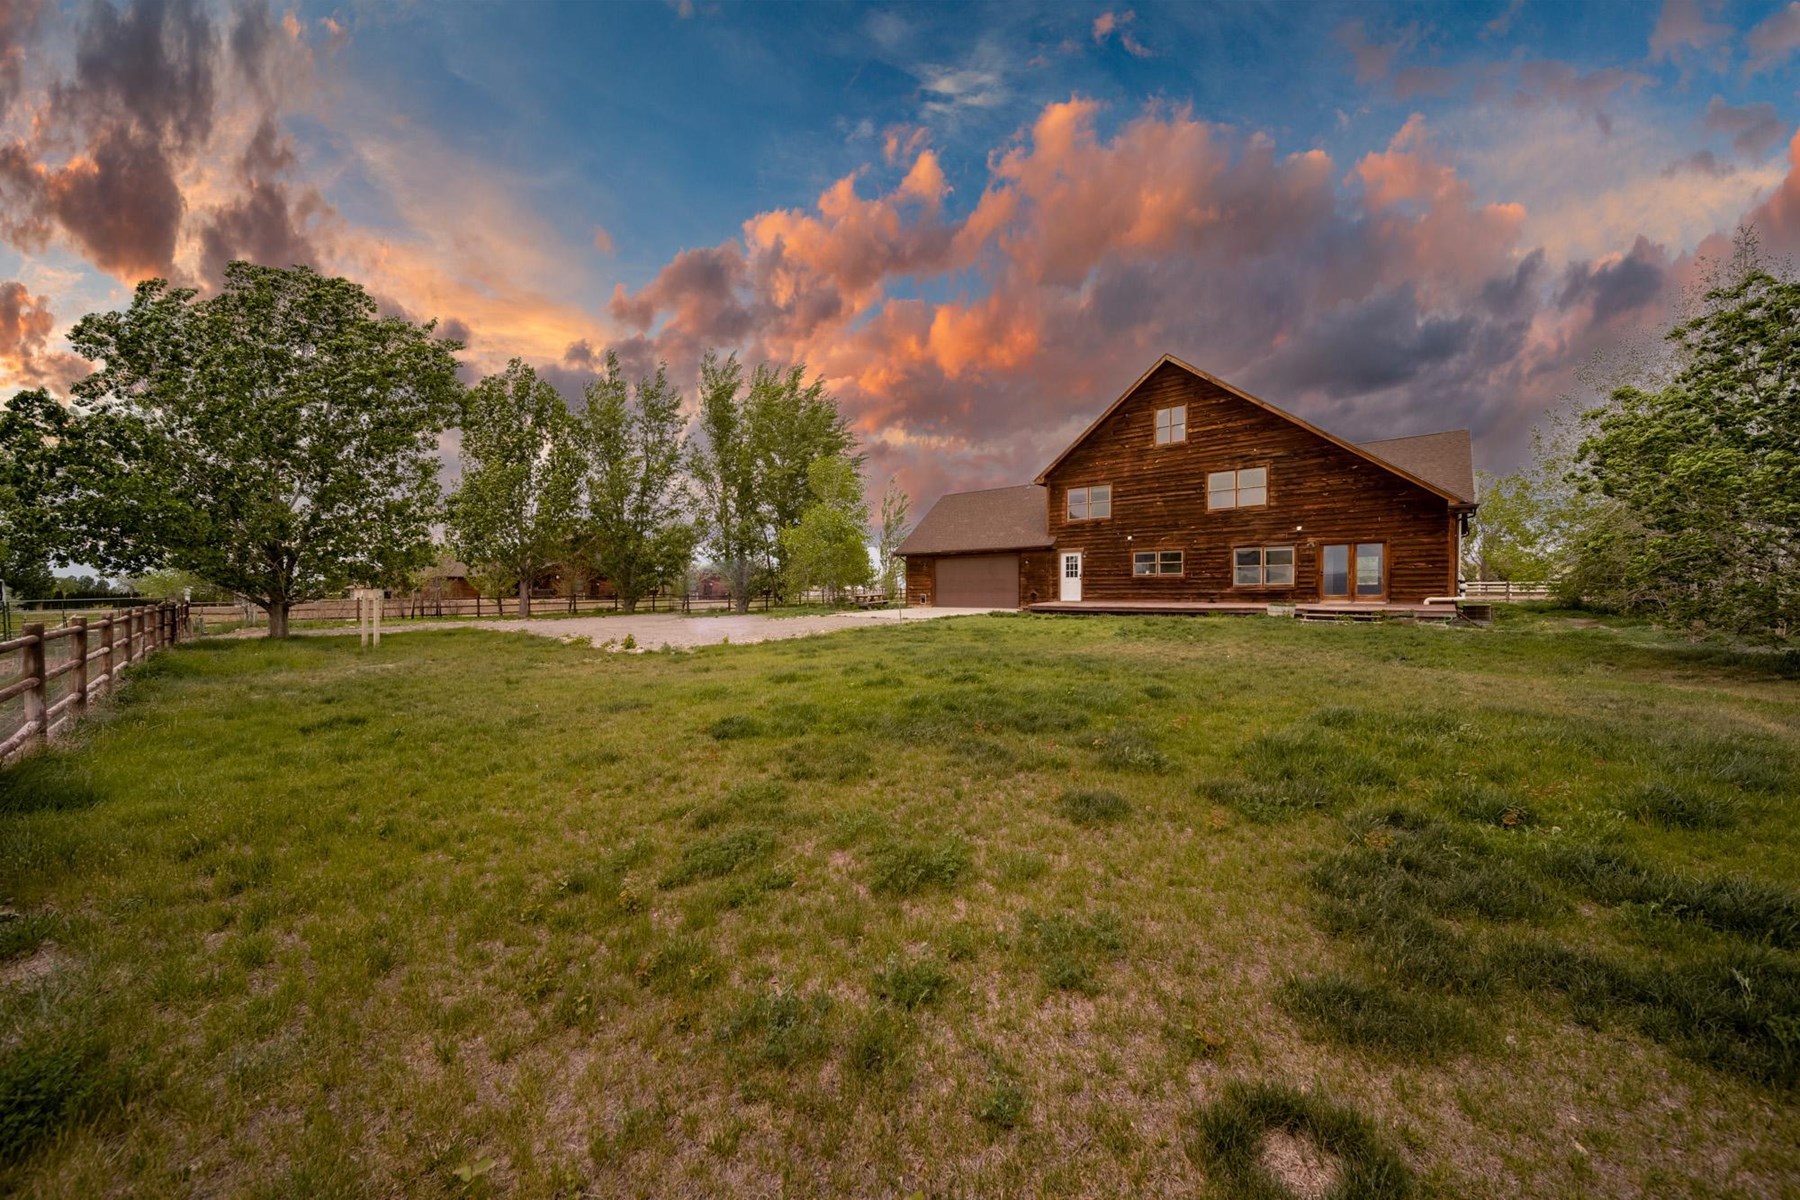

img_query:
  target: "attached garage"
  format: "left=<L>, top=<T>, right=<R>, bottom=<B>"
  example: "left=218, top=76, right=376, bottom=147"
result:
left=934, top=554, right=1020, bottom=608
left=897, top=484, right=1054, bottom=610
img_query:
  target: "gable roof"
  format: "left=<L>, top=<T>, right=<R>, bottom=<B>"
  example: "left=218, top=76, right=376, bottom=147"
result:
left=1356, top=431, right=1476, bottom=504
left=896, top=485, right=1052, bottom=555
left=1033, top=354, right=1475, bottom=507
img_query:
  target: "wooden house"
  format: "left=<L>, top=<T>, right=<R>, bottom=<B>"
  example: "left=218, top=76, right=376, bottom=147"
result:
left=898, top=355, right=1478, bottom=612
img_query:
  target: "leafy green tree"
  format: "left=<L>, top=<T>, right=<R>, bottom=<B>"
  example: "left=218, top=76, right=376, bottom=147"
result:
left=688, top=354, right=762, bottom=612
left=63, top=263, right=462, bottom=637
left=578, top=353, right=692, bottom=612
left=779, top=454, right=873, bottom=600
left=1576, top=254, right=1799, bottom=640
left=876, top=478, right=910, bottom=597
left=748, top=363, right=859, bottom=584
left=0, top=389, right=70, bottom=602
left=445, top=359, right=584, bottom=618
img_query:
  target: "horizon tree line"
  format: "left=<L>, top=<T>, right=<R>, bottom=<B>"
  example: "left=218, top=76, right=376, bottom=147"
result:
left=0, top=261, right=910, bottom=636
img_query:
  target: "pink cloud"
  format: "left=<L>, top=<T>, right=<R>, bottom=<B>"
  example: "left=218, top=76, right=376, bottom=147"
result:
left=1648, top=0, right=1732, bottom=62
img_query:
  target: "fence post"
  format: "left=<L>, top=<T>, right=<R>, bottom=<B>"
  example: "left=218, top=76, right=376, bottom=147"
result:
left=100, top=615, right=114, bottom=692
left=21, top=623, right=46, bottom=750
left=71, top=617, right=89, bottom=716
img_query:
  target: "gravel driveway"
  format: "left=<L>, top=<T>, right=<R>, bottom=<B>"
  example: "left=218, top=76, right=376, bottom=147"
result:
left=228, top=606, right=998, bottom=649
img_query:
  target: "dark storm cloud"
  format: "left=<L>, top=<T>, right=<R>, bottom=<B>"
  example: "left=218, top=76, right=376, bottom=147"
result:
left=1558, top=237, right=1667, bottom=326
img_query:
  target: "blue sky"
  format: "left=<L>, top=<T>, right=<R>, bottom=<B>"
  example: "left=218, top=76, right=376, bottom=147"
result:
left=1, top=0, right=1797, bottom=505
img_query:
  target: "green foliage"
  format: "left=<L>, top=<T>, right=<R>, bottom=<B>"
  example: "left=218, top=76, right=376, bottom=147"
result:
left=1574, top=240, right=1800, bottom=640
left=975, top=1069, right=1028, bottom=1129
left=779, top=454, right=874, bottom=598
left=876, top=478, right=911, bottom=597
left=1186, top=1081, right=1416, bottom=1200
left=445, top=359, right=584, bottom=617
left=0, top=389, right=67, bottom=601
left=61, top=264, right=462, bottom=636
left=576, top=354, right=694, bottom=612
left=718, top=987, right=832, bottom=1069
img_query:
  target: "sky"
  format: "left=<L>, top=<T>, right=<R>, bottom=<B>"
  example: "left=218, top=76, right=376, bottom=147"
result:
left=1, top=0, right=1798, bottom=514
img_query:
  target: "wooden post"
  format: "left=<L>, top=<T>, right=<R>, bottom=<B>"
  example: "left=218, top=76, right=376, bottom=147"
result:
left=71, top=617, right=89, bottom=715
left=99, top=615, right=114, bottom=693
left=21, top=623, right=46, bottom=751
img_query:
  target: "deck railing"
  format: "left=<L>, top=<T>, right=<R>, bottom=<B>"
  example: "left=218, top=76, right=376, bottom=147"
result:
left=0, top=602, right=189, bottom=762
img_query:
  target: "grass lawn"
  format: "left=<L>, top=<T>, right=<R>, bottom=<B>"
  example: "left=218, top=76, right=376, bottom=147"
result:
left=1, top=610, right=1797, bottom=1198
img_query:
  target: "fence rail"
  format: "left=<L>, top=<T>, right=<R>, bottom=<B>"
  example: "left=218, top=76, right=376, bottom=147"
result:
left=0, top=602, right=189, bottom=763
left=1461, top=580, right=1553, bottom=601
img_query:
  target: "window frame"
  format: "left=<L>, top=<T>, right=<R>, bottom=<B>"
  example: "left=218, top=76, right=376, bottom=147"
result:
left=1132, top=548, right=1185, bottom=578
left=1153, top=404, right=1187, bottom=447
left=1066, top=483, right=1112, bottom=522
left=1231, top=544, right=1297, bottom=589
left=1206, top=465, right=1271, bottom=511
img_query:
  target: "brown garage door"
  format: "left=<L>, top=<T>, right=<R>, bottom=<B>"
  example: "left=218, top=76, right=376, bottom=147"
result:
left=936, top=554, right=1019, bottom=608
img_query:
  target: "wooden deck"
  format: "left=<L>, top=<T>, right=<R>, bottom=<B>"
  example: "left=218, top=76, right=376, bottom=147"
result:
left=1027, top=599, right=1468, bottom=622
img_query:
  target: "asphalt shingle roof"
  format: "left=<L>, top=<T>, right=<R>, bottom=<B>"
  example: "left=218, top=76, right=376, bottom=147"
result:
left=896, top=484, right=1052, bottom=555
left=1356, top=430, right=1477, bottom=503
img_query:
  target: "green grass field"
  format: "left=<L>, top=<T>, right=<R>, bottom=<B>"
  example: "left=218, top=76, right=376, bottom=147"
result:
left=1, top=610, right=1796, bottom=1198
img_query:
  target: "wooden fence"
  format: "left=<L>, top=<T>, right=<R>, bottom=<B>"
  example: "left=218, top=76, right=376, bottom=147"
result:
left=1461, top=580, right=1553, bottom=601
left=0, top=602, right=189, bottom=763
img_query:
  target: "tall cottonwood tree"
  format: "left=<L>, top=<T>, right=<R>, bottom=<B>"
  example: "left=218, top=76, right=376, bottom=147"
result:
left=578, top=353, right=694, bottom=612
left=62, top=263, right=463, bottom=637
left=446, top=359, right=583, bottom=618
left=688, top=354, right=762, bottom=612
left=748, top=363, right=859, bottom=583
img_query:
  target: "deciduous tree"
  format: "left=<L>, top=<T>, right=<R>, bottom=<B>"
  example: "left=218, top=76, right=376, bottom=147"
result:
left=876, top=478, right=910, bottom=597
left=578, top=353, right=692, bottom=612
left=780, top=454, right=873, bottom=599
left=445, top=359, right=583, bottom=618
left=687, top=354, right=761, bottom=612
left=63, top=263, right=462, bottom=637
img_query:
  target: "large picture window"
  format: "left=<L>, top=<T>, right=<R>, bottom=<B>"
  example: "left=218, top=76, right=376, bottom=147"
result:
left=1233, top=545, right=1295, bottom=587
left=1067, top=484, right=1112, bottom=521
left=1154, top=404, right=1187, bottom=445
left=1207, top=467, right=1268, bottom=510
left=1133, top=550, right=1184, bottom=576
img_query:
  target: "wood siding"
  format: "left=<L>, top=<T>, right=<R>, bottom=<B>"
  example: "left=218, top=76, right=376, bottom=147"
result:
left=905, top=550, right=1056, bottom=609
left=1042, top=362, right=1460, bottom=604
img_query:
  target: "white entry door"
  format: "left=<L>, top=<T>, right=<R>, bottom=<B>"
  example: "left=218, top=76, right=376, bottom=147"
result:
left=1059, top=552, right=1082, bottom=602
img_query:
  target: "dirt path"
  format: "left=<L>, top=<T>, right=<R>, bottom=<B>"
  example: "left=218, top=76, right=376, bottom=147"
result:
left=223, top=607, right=997, bottom=649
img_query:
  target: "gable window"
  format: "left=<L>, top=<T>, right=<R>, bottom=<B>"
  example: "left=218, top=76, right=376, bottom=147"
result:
left=1133, top=550, right=1184, bottom=576
left=1232, top=545, right=1295, bottom=587
left=1067, top=484, right=1112, bottom=521
left=1154, top=404, right=1187, bottom=445
left=1208, top=467, right=1268, bottom=510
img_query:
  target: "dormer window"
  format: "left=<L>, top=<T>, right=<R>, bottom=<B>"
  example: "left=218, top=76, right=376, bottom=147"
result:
left=1154, top=405, right=1187, bottom=445
left=1067, top=484, right=1111, bottom=521
left=1207, top=467, right=1267, bottom=510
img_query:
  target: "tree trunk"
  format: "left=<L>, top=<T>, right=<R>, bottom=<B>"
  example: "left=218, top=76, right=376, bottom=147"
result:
left=518, top=576, right=531, bottom=618
left=622, top=594, right=639, bottom=614
left=266, top=601, right=291, bottom=639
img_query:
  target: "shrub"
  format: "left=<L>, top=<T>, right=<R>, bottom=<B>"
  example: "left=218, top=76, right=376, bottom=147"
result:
left=1278, top=974, right=1482, bottom=1060
left=1056, top=787, right=1131, bottom=826
left=1185, top=1080, right=1416, bottom=1200
left=868, top=837, right=969, bottom=897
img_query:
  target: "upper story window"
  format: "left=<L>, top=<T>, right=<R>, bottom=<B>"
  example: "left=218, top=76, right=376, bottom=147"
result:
left=1067, top=484, right=1112, bottom=521
left=1207, top=466, right=1267, bottom=510
left=1154, top=404, right=1187, bottom=445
